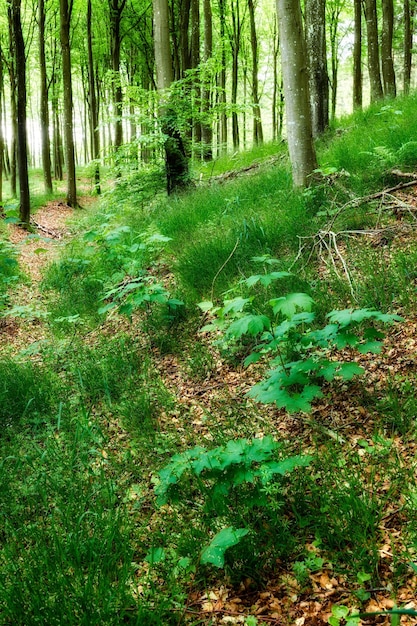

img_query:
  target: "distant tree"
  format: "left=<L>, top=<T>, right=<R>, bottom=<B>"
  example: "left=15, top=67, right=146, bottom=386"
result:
left=276, top=0, right=317, bottom=187
left=87, top=0, right=100, bottom=194
left=353, top=0, right=362, bottom=108
left=403, top=0, right=414, bottom=94
left=39, top=0, right=53, bottom=194
left=59, top=0, right=77, bottom=206
left=109, top=0, right=127, bottom=151
left=248, top=0, right=263, bottom=145
left=11, top=0, right=30, bottom=225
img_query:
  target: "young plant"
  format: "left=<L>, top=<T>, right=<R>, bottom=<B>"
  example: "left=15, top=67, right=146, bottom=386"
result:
left=200, top=261, right=402, bottom=413
left=155, top=436, right=311, bottom=570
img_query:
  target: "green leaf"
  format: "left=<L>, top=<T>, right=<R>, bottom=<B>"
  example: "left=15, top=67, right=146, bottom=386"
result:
left=145, top=547, right=165, bottom=564
left=226, top=314, right=270, bottom=338
left=222, top=297, right=251, bottom=316
left=200, top=527, right=249, bottom=568
left=357, top=341, right=382, bottom=354
left=338, top=362, right=364, bottom=380
left=198, top=300, right=214, bottom=312
left=270, top=293, right=314, bottom=318
left=244, top=271, right=291, bottom=288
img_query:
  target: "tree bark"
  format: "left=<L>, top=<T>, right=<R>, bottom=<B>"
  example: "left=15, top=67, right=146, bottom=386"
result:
left=276, top=0, right=317, bottom=187
left=363, top=0, right=384, bottom=102
left=39, top=0, right=53, bottom=194
left=11, top=0, right=30, bottom=225
left=353, top=0, right=363, bottom=108
left=218, top=0, right=227, bottom=153
left=153, top=0, right=190, bottom=194
left=201, top=0, right=213, bottom=160
left=109, top=0, right=127, bottom=151
left=381, top=0, right=396, bottom=97
left=305, top=0, right=329, bottom=135
left=248, top=0, right=263, bottom=145
left=404, top=0, right=413, bottom=95
left=87, top=0, right=101, bottom=194
left=7, top=6, right=17, bottom=198
left=60, top=0, right=77, bottom=206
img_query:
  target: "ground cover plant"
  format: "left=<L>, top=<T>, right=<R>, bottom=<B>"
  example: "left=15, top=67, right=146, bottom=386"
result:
left=2, top=96, right=417, bottom=624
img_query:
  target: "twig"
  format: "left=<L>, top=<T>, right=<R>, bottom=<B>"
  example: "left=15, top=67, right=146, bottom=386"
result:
left=210, top=238, right=239, bottom=302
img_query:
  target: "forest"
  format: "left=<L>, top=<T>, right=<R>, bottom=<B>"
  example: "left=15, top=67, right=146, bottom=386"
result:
left=2, top=0, right=417, bottom=625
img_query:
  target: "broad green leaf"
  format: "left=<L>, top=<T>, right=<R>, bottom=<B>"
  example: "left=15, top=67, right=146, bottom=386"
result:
left=198, top=300, right=214, bottom=312
left=226, top=314, right=270, bottom=338
left=222, top=297, right=251, bottom=316
left=244, top=271, right=291, bottom=288
left=270, top=293, right=314, bottom=318
left=338, top=362, right=364, bottom=380
left=145, top=547, right=165, bottom=564
left=357, top=341, right=382, bottom=354
left=200, top=527, right=249, bottom=568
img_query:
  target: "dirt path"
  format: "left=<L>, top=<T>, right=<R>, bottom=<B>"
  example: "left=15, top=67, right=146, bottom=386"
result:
left=0, top=198, right=95, bottom=354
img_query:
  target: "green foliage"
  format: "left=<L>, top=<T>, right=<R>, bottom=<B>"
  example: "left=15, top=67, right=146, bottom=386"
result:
left=156, top=436, right=311, bottom=572
left=328, top=605, right=360, bottom=626
left=0, top=359, right=62, bottom=430
left=200, top=263, right=402, bottom=413
left=0, top=237, right=20, bottom=313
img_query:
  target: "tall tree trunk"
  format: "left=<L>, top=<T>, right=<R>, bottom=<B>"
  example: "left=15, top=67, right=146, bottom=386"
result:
left=229, top=0, right=243, bottom=150
left=39, top=0, right=53, bottom=194
left=191, top=0, right=202, bottom=149
left=7, top=6, right=17, bottom=197
left=276, top=0, right=317, bottom=187
left=363, top=0, right=384, bottom=102
left=201, top=0, right=213, bottom=160
left=11, top=0, right=30, bottom=225
left=404, top=0, right=413, bottom=94
left=87, top=0, right=100, bottom=194
left=153, top=0, right=190, bottom=193
left=109, top=0, right=126, bottom=151
left=0, top=47, right=4, bottom=204
left=305, top=0, right=329, bottom=135
left=60, top=0, right=77, bottom=206
left=381, top=0, right=396, bottom=97
left=218, top=0, right=227, bottom=153
left=248, top=0, right=263, bottom=145
left=353, top=0, right=363, bottom=108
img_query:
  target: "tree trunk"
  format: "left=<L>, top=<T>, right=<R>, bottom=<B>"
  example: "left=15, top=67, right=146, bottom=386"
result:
left=39, top=0, right=53, bottom=194
left=60, top=0, right=77, bottom=206
left=201, top=0, right=213, bottom=160
left=248, top=0, right=263, bottom=145
left=191, top=0, right=202, bottom=149
left=109, top=0, right=126, bottom=151
left=11, top=0, right=30, bottom=225
left=0, top=46, right=4, bottom=204
left=7, top=6, right=17, bottom=197
left=353, top=0, right=362, bottom=108
left=363, top=0, right=384, bottom=102
left=87, top=0, right=101, bottom=194
left=404, top=0, right=413, bottom=95
left=305, top=0, right=329, bottom=135
left=381, top=0, right=396, bottom=97
left=218, top=0, right=227, bottom=154
left=153, top=0, right=190, bottom=194
left=276, top=0, right=317, bottom=187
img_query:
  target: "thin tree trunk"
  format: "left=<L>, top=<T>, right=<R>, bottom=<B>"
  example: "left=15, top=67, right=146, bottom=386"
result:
left=218, top=0, right=227, bottom=154
left=201, top=0, right=213, bottom=160
left=109, top=0, right=127, bottom=152
left=353, top=0, right=362, bottom=108
left=11, top=0, right=30, bottom=225
left=276, top=0, right=317, bottom=187
left=248, top=0, right=263, bottom=145
left=87, top=0, right=100, bottom=193
left=39, top=0, right=53, bottom=194
left=381, top=0, right=396, bottom=97
left=404, top=0, right=413, bottom=94
left=60, top=0, right=77, bottom=206
left=363, top=0, right=384, bottom=102
left=7, top=6, right=17, bottom=197
left=0, top=47, right=4, bottom=204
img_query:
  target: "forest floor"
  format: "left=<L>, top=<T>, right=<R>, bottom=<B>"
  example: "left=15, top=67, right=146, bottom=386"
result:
left=2, top=183, right=417, bottom=625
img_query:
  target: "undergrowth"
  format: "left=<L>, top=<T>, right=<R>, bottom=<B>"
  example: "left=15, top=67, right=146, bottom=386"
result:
left=2, top=95, right=417, bottom=623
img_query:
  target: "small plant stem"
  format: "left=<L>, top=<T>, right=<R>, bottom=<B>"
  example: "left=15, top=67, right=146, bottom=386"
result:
left=210, top=238, right=239, bottom=302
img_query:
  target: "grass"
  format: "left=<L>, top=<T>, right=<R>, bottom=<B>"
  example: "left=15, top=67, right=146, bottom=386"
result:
left=3, top=94, right=417, bottom=622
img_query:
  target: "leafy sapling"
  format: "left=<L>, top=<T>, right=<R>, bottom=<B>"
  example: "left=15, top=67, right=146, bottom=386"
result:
left=200, top=261, right=403, bottom=413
